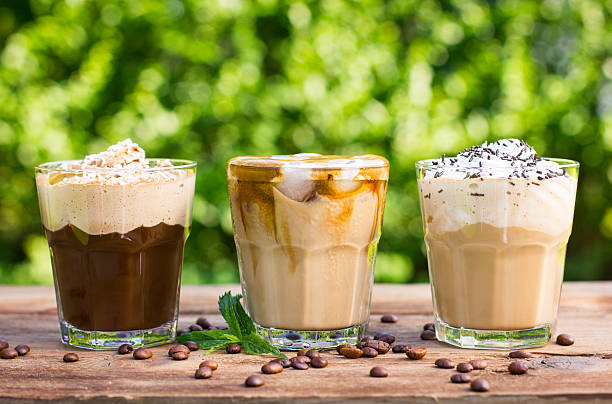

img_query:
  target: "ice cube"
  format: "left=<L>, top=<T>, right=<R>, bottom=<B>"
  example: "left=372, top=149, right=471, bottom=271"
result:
left=276, top=166, right=316, bottom=202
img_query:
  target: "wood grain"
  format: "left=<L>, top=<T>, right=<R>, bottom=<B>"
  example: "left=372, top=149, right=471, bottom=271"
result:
left=1, top=282, right=611, bottom=403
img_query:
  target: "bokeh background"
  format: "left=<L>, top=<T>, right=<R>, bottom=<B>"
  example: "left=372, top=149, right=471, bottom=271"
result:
left=0, top=0, right=611, bottom=285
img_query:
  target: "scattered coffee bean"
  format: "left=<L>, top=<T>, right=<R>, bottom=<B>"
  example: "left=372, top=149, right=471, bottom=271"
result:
left=420, top=330, right=436, bottom=340
left=15, top=344, right=30, bottom=356
left=381, top=314, right=398, bottom=323
left=361, top=347, right=378, bottom=358
left=392, top=344, right=410, bottom=354
left=435, top=358, right=455, bottom=369
left=297, top=348, right=310, bottom=356
left=310, top=357, right=328, bottom=368
left=508, top=361, right=529, bottom=375
left=0, top=339, right=8, bottom=350
left=118, top=344, right=133, bottom=355
left=456, top=362, right=473, bottom=373
left=226, top=344, right=241, bottom=354
left=189, top=324, right=204, bottom=332
left=291, top=361, right=309, bottom=370
left=407, top=347, right=427, bottom=360
left=509, top=350, right=533, bottom=359
left=63, top=353, right=79, bottom=362
left=556, top=333, right=575, bottom=346
left=339, top=346, right=363, bottom=359
left=133, top=348, right=152, bottom=360
left=361, top=336, right=374, bottom=342
left=196, top=317, right=212, bottom=329
left=469, top=359, right=487, bottom=370
left=183, top=341, right=199, bottom=352
left=375, top=333, right=396, bottom=345
left=369, top=366, right=389, bottom=377
left=195, top=366, right=213, bottom=379
left=272, top=358, right=291, bottom=368
left=176, top=329, right=190, bottom=336
left=305, top=349, right=320, bottom=359
left=172, top=351, right=189, bottom=360
left=356, top=342, right=367, bottom=349
left=336, top=344, right=353, bottom=354
left=291, top=355, right=311, bottom=364
left=451, top=373, right=471, bottom=383
left=470, top=378, right=490, bottom=392
left=200, top=360, right=218, bottom=370
left=1, top=348, right=18, bottom=359
left=168, top=345, right=190, bottom=357
left=245, top=375, right=264, bottom=387
left=423, top=323, right=435, bottom=331
left=365, top=340, right=391, bottom=354
left=262, top=361, right=284, bottom=374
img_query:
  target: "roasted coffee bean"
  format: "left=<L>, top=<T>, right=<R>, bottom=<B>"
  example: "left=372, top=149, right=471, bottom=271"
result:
left=0, top=339, right=8, bottom=350
left=285, top=333, right=303, bottom=341
left=310, top=357, right=328, bottom=368
left=469, top=359, right=487, bottom=370
left=361, top=336, right=374, bottom=342
left=392, top=344, right=410, bottom=354
left=168, top=345, right=190, bottom=357
left=189, top=324, right=204, bottom=332
left=336, top=344, right=353, bottom=354
left=272, top=358, right=291, bottom=368
left=1, top=348, right=18, bottom=359
left=509, top=350, right=533, bottom=359
left=15, top=344, right=30, bottom=356
left=556, top=333, right=575, bottom=346
left=133, top=348, right=152, bottom=360
left=369, top=366, right=389, bottom=377
left=226, top=344, right=241, bottom=354
left=456, top=362, right=473, bottom=373
left=407, top=347, right=427, bottom=360
left=262, top=361, right=284, bottom=374
left=375, top=333, right=396, bottom=345
left=172, top=351, right=189, bottom=360
left=420, top=330, right=436, bottom=340
left=291, top=355, right=311, bottom=364
left=118, top=344, right=133, bottom=355
left=305, top=349, right=320, bottom=359
left=200, top=360, right=218, bottom=371
left=470, top=378, right=490, bottom=392
left=508, top=361, right=529, bottom=375
left=451, top=373, right=471, bottom=383
left=365, top=340, right=391, bottom=354
left=63, top=353, right=79, bottom=362
left=196, top=317, right=212, bottom=329
left=291, top=361, right=309, bottom=370
left=176, top=329, right=190, bottom=336
left=435, top=358, right=455, bottom=369
left=361, top=347, right=378, bottom=358
left=183, top=341, right=199, bottom=352
left=245, top=375, right=264, bottom=387
left=297, top=348, right=310, bottom=357
left=356, top=342, right=367, bottom=349
left=195, top=366, right=213, bottom=379
left=339, top=346, right=363, bottom=359
left=381, top=314, right=398, bottom=323
left=423, top=323, right=435, bottom=331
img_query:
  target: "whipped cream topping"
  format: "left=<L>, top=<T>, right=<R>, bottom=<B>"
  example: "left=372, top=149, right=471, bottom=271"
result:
left=423, top=139, right=565, bottom=180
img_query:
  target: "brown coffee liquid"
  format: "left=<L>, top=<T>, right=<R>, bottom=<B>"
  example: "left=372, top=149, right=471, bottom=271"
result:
left=44, top=223, right=186, bottom=331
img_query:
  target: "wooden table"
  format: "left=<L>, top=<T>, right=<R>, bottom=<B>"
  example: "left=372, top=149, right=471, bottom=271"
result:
left=1, top=282, right=611, bottom=403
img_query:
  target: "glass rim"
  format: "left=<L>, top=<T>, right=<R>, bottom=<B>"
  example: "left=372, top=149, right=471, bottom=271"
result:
left=227, top=154, right=389, bottom=170
left=415, top=157, right=579, bottom=170
left=35, top=158, right=197, bottom=173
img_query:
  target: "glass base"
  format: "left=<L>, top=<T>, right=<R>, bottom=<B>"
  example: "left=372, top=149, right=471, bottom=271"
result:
left=59, top=319, right=177, bottom=350
left=435, top=317, right=552, bottom=350
left=254, top=322, right=366, bottom=350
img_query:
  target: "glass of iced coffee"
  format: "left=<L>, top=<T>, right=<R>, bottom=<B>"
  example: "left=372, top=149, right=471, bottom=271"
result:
left=35, top=139, right=196, bottom=349
left=227, top=154, right=389, bottom=349
left=417, top=139, right=578, bottom=349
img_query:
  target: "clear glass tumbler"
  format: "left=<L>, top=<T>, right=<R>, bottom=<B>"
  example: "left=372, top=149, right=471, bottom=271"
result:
left=227, top=154, right=389, bottom=350
left=416, top=158, right=579, bottom=349
left=35, top=159, right=196, bottom=349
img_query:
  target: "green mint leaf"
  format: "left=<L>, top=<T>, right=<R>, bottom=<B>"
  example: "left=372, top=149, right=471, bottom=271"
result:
left=177, top=329, right=239, bottom=350
left=231, top=294, right=256, bottom=335
left=241, top=333, right=287, bottom=359
left=218, top=291, right=243, bottom=339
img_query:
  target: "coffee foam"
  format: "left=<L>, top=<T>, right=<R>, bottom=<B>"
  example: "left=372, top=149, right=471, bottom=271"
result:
left=36, top=139, right=196, bottom=235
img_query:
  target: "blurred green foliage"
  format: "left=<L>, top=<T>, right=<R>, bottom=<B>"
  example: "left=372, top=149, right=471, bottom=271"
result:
left=0, top=0, right=610, bottom=285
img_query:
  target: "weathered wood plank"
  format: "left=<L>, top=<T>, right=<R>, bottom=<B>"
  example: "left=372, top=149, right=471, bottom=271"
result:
left=0, top=283, right=611, bottom=403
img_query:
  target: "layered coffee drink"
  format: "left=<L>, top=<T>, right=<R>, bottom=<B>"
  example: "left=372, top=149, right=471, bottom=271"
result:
left=35, top=139, right=196, bottom=349
left=417, top=139, right=578, bottom=349
left=227, top=154, right=388, bottom=349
